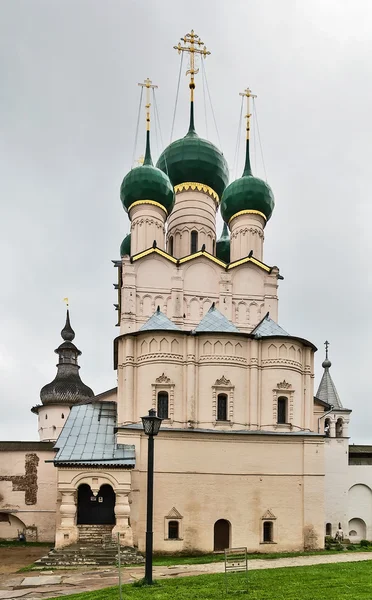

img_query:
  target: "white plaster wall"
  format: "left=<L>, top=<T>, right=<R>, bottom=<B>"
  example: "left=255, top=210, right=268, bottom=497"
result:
left=348, top=466, right=372, bottom=541
left=0, top=448, right=57, bottom=541
left=38, top=405, right=70, bottom=442
left=324, top=437, right=349, bottom=538
left=118, top=429, right=325, bottom=553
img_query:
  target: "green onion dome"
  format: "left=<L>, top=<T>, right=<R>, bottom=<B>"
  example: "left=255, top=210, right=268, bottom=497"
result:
left=156, top=102, right=229, bottom=202
left=216, top=223, right=230, bottom=263
left=120, top=131, right=175, bottom=217
left=220, top=140, right=275, bottom=225
left=120, top=233, right=131, bottom=257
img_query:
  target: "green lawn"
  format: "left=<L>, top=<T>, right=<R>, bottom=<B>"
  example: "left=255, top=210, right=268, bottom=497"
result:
left=50, top=561, right=372, bottom=600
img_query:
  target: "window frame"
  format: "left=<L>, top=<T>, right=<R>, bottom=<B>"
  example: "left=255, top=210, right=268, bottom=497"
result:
left=152, top=374, right=175, bottom=423
left=212, top=376, right=234, bottom=425
left=190, top=230, right=198, bottom=254
left=157, top=390, right=169, bottom=420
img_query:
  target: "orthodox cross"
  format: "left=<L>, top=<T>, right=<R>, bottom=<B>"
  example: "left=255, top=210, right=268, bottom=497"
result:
left=63, top=297, right=69, bottom=308
left=174, top=30, right=210, bottom=100
left=138, top=78, right=158, bottom=130
left=239, top=87, right=257, bottom=140
left=324, top=340, right=330, bottom=359
left=136, top=155, right=145, bottom=166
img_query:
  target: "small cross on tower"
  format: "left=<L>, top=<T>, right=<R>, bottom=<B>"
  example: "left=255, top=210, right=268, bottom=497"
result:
left=138, top=78, right=158, bottom=130
left=239, top=87, right=257, bottom=140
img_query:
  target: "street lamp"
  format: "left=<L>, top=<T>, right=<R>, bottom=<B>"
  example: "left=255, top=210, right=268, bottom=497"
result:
left=141, top=408, right=162, bottom=585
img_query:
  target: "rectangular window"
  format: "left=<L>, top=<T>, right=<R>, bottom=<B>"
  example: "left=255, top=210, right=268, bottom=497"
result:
left=263, top=521, right=273, bottom=542
left=277, top=397, right=287, bottom=424
left=217, top=394, right=228, bottom=421
left=190, top=231, right=198, bottom=254
left=157, top=391, right=169, bottom=419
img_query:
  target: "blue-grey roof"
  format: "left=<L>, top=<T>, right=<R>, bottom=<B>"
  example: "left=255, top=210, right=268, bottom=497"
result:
left=193, top=305, right=240, bottom=333
left=139, top=308, right=180, bottom=332
left=54, top=402, right=135, bottom=467
left=252, top=314, right=289, bottom=338
left=316, top=365, right=343, bottom=409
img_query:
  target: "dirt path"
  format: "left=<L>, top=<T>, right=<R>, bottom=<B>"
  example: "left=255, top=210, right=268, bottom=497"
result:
left=0, top=546, right=52, bottom=575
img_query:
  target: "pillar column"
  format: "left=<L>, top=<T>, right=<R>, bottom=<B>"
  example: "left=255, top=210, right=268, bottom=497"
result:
left=55, top=491, right=78, bottom=548
left=112, top=492, right=134, bottom=546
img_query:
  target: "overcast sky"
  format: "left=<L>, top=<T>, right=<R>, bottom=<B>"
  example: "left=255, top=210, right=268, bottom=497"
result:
left=0, top=1, right=371, bottom=442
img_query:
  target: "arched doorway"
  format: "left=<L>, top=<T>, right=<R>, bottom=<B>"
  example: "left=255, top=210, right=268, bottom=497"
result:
left=348, top=518, right=366, bottom=542
left=214, top=519, right=230, bottom=551
left=77, top=484, right=116, bottom=525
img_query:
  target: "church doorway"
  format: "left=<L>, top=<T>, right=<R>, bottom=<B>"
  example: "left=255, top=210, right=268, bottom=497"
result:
left=77, top=484, right=116, bottom=525
left=214, top=519, right=230, bottom=551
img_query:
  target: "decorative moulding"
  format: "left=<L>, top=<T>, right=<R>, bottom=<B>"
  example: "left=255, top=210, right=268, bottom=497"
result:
left=262, top=509, right=276, bottom=520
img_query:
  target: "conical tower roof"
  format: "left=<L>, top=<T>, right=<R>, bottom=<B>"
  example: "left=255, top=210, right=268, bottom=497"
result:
left=316, top=343, right=343, bottom=409
left=39, top=310, right=94, bottom=407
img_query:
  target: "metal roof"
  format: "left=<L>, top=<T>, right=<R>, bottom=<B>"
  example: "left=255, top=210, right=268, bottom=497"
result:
left=251, top=314, right=290, bottom=338
left=54, top=402, right=135, bottom=467
left=139, top=307, right=181, bottom=332
left=193, top=304, right=240, bottom=333
left=316, top=367, right=343, bottom=409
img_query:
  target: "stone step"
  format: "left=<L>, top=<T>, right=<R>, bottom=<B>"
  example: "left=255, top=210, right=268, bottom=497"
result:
left=34, top=544, right=144, bottom=567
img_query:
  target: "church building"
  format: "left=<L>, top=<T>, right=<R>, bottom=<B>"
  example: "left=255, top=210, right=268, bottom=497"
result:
left=0, top=30, right=370, bottom=553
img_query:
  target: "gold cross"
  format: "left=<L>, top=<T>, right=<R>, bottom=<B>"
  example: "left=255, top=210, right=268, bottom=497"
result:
left=174, top=30, right=210, bottom=100
left=138, top=78, right=158, bottom=130
left=135, top=155, right=144, bottom=166
left=239, top=87, right=257, bottom=140
left=63, top=297, right=69, bottom=308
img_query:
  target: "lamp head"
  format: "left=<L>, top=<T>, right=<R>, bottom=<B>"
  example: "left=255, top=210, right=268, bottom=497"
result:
left=141, top=408, right=162, bottom=436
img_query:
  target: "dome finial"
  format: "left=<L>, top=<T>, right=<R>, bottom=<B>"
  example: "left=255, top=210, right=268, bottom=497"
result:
left=239, top=87, right=256, bottom=176
left=322, top=340, right=332, bottom=368
left=138, top=78, right=158, bottom=166
left=174, top=30, right=210, bottom=104
left=61, top=301, right=75, bottom=342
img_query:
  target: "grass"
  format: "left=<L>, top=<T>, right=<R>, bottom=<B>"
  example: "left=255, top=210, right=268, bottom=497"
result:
left=47, top=561, right=372, bottom=599
left=0, top=540, right=52, bottom=547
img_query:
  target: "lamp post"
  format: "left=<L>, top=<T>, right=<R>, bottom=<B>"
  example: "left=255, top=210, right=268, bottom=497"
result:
left=141, top=408, right=162, bottom=585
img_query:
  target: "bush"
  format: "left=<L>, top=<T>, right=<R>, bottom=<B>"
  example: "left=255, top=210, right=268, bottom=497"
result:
left=360, top=539, right=370, bottom=548
left=346, top=544, right=356, bottom=550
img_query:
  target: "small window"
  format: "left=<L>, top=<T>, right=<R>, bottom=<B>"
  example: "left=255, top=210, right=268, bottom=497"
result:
left=157, top=391, right=169, bottom=420
left=168, top=520, right=179, bottom=539
left=277, top=397, right=287, bottom=424
left=326, top=523, right=332, bottom=536
left=263, top=521, right=273, bottom=542
left=45, top=414, right=48, bottom=420
left=336, top=418, right=343, bottom=438
left=324, top=418, right=330, bottom=437
left=217, top=394, right=228, bottom=421
left=190, top=231, right=198, bottom=254
left=212, top=239, right=215, bottom=255
left=169, top=236, right=174, bottom=256
left=61, top=413, right=65, bottom=419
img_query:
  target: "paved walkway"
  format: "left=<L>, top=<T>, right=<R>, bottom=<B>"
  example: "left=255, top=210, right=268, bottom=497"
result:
left=1, top=552, right=372, bottom=599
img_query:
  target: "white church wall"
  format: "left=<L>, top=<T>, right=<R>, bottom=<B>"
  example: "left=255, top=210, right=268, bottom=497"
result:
left=324, top=438, right=349, bottom=538
left=0, top=443, right=57, bottom=541
left=118, top=428, right=325, bottom=553
left=348, top=469, right=372, bottom=541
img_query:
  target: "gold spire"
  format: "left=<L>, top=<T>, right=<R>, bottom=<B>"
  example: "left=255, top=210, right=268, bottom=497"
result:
left=138, top=78, right=158, bottom=130
left=174, top=30, right=210, bottom=101
left=239, top=87, right=257, bottom=140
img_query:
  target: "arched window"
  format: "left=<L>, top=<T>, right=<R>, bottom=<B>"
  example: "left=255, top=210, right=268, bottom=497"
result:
left=190, top=231, right=198, bottom=254
left=277, top=397, right=287, bottom=424
left=336, top=418, right=343, bottom=438
left=157, top=391, right=169, bottom=420
left=324, top=418, right=330, bottom=437
left=61, top=413, right=65, bottom=419
left=263, top=521, right=273, bottom=542
left=169, top=236, right=174, bottom=256
left=326, top=523, right=332, bottom=536
left=217, top=394, right=228, bottom=421
left=168, top=520, right=179, bottom=539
